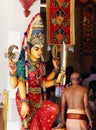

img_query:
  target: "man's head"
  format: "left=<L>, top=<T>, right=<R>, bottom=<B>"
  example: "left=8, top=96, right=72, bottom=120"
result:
left=70, top=72, right=82, bottom=85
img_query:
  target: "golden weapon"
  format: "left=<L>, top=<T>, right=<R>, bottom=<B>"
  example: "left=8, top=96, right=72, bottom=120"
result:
left=60, top=41, right=67, bottom=85
left=4, top=45, right=19, bottom=62
left=52, top=45, right=59, bottom=59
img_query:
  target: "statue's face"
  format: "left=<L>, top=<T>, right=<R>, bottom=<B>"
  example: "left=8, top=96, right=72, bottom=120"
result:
left=30, top=44, right=43, bottom=60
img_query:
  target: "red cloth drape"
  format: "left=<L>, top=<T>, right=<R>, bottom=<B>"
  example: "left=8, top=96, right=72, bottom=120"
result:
left=19, top=0, right=36, bottom=17
left=47, top=0, right=75, bottom=45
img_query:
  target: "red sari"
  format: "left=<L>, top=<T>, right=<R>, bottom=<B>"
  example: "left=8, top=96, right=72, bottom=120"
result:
left=16, top=61, right=59, bottom=130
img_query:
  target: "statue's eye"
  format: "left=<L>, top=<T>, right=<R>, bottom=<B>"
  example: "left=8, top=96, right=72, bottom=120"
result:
left=34, top=46, right=39, bottom=51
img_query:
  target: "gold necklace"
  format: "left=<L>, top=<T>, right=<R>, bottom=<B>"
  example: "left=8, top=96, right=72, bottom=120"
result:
left=28, top=56, right=42, bottom=84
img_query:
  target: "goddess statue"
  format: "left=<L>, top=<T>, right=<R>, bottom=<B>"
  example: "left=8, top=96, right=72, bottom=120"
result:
left=8, top=13, right=63, bottom=130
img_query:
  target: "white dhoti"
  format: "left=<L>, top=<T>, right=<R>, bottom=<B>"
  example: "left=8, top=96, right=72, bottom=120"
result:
left=66, top=109, right=88, bottom=130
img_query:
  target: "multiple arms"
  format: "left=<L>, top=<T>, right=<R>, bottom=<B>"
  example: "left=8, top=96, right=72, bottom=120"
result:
left=46, top=59, right=59, bottom=80
left=45, top=58, right=64, bottom=88
left=8, top=58, right=64, bottom=118
left=45, top=72, right=64, bottom=88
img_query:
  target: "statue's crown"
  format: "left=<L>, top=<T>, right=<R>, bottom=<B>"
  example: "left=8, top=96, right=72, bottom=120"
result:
left=27, top=13, right=44, bottom=45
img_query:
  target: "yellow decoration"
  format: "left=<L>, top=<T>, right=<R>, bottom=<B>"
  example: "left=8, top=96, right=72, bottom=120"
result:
left=3, top=90, right=8, bottom=130
left=56, top=16, right=64, bottom=25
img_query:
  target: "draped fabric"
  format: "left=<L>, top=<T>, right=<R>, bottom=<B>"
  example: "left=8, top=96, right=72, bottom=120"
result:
left=81, top=3, right=94, bottom=55
left=19, top=0, right=36, bottom=17
left=66, top=109, right=88, bottom=130
left=16, top=61, right=59, bottom=130
left=47, top=0, right=75, bottom=45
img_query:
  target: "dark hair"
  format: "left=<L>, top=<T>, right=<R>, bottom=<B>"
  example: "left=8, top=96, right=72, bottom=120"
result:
left=89, top=80, right=96, bottom=92
left=27, top=42, right=34, bottom=51
left=90, top=65, right=96, bottom=74
left=18, top=42, right=34, bottom=60
left=66, top=66, right=74, bottom=77
left=18, top=48, right=25, bottom=60
left=65, top=66, right=74, bottom=84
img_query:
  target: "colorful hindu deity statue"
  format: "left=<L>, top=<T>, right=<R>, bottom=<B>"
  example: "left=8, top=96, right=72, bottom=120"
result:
left=8, top=13, right=63, bottom=130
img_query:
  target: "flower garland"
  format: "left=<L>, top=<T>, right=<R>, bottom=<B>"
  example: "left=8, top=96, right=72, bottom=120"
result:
left=24, top=32, right=29, bottom=96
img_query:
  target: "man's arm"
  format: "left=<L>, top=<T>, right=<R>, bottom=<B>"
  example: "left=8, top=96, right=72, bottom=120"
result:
left=83, top=88, right=93, bottom=129
left=61, top=92, right=66, bottom=125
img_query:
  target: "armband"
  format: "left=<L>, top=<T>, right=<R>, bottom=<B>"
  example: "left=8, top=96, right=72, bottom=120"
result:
left=52, top=68, right=59, bottom=74
left=18, top=76, right=25, bottom=82
left=54, top=79, right=57, bottom=86
left=21, top=99, right=28, bottom=103
left=10, top=72, right=16, bottom=76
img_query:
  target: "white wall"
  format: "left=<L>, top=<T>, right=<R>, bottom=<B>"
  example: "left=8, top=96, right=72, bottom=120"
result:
left=0, top=0, right=40, bottom=129
left=0, top=0, right=40, bottom=91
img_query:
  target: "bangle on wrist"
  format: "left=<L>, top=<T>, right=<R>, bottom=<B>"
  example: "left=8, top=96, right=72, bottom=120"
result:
left=21, top=99, right=28, bottom=103
left=52, top=68, right=59, bottom=74
left=10, top=72, right=16, bottom=76
left=54, top=79, right=57, bottom=86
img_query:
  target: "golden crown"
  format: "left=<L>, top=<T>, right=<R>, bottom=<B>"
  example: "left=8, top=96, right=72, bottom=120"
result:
left=27, top=13, right=45, bottom=45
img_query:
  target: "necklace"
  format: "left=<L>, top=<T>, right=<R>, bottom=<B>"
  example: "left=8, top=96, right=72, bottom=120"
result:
left=28, top=55, right=39, bottom=68
left=28, top=56, right=42, bottom=84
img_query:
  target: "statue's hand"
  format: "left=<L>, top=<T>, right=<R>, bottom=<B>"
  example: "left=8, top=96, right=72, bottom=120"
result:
left=56, top=71, right=65, bottom=84
left=21, top=102, right=30, bottom=118
left=8, top=59, right=16, bottom=74
left=52, top=58, right=59, bottom=70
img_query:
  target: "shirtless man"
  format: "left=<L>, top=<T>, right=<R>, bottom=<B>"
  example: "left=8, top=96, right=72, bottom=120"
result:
left=61, top=72, right=93, bottom=130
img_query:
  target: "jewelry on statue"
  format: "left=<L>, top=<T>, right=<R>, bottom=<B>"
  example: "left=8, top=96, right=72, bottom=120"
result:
left=10, top=72, right=16, bottom=76
left=52, top=68, right=59, bottom=74
left=24, top=32, right=29, bottom=96
left=42, top=62, right=47, bottom=99
left=21, top=99, right=28, bottom=103
left=23, top=14, right=45, bottom=97
left=28, top=56, right=42, bottom=85
left=54, top=79, right=57, bottom=86
left=18, top=76, right=25, bottom=83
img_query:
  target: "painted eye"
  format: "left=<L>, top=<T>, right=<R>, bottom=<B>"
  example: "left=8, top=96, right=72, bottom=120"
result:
left=34, top=47, right=39, bottom=51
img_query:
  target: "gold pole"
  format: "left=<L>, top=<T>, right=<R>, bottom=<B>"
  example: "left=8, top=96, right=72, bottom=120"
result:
left=3, top=90, right=8, bottom=130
